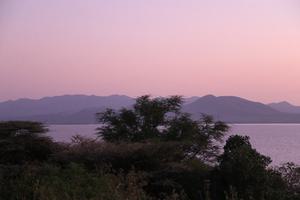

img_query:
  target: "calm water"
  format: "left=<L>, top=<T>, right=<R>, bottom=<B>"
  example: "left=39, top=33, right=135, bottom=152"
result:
left=47, top=124, right=300, bottom=165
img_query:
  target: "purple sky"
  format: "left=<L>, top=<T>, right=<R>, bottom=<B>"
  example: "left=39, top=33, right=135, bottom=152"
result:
left=1, top=0, right=300, bottom=104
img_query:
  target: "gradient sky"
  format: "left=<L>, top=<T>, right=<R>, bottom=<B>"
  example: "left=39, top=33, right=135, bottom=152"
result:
left=1, top=0, right=300, bottom=104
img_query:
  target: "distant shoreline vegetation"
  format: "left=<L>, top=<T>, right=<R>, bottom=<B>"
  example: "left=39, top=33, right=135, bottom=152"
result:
left=0, top=96, right=299, bottom=200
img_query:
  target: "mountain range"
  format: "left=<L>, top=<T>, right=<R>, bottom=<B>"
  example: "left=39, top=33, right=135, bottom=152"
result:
left=1, top=94, right=300, bottom=124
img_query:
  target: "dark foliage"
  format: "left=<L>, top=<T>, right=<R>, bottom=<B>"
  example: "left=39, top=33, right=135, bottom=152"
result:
left=97, top=96, right=229, bottom=161
left=214, top=135, right=291, bottom=200
left=0, top=121, right=56, bottom=164
left=97, top=95, right=183, bottom=142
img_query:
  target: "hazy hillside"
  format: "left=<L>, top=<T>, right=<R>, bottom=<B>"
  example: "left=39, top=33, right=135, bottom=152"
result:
left=183, top=95, right=300, bottom=123
left=2, top=94, right=300, bottom=124
left=0, top=95, right=134, bottom=123
left=269, top=101, right=300, bottom=114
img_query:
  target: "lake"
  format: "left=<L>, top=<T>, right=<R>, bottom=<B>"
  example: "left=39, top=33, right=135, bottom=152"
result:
left=47, top=124, right=300, bottom=165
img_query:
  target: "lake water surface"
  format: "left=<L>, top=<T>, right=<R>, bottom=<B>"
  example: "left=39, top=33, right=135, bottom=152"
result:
left=48, top=124, right=300, bottom=165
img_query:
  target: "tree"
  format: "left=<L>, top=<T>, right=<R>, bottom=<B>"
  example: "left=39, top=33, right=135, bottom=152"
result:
left=277, top=162, right=300, bottom=198
left=97, top=96, right=230, bottom=199
left=0, top=121, right=55, bottom=164
left=97, top=95, right=229, bottom=161
left=217, top=135, right=272, bottom=200
left=97, top=95, right=182, bottom=142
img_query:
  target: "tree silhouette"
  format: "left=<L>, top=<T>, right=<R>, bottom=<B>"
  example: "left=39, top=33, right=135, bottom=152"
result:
left=218, top=135, right=272, bottom=200
left=97, top=95, right=229, bottom=161
left=0, top=121, right=54, bottom=164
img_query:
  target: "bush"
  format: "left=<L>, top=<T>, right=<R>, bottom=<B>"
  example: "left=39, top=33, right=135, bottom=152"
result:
left=0, top=121, right=56, bottom=164
left=0, top=163, right=151, bottom=200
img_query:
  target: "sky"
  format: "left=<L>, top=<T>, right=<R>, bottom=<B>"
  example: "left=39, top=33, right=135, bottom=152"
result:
left=1, top=0, right=300, bottom=104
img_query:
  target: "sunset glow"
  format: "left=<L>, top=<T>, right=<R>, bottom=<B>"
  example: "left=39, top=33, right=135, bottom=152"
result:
left=1, top=0, right=300, bottom=103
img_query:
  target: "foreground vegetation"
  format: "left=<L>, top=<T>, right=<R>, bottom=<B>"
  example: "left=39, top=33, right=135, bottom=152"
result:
left=0, top=96, right=299, bottom=200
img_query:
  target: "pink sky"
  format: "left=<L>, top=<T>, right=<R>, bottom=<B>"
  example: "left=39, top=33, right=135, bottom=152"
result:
left=1, top=0, right=300, bottom=104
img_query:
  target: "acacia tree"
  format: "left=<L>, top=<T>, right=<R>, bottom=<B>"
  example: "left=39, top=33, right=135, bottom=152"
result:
left=0, top=121, right=54, bottom=164
left=97, top=95, right=229, bottom=161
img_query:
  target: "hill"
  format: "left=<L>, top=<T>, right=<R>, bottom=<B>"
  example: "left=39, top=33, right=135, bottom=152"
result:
left=2, top=94, right=300, bottom=124
left=0, top=95, right=134, bottom=123
left=269, top=101, right=300, bottom=114
left=184, top=95, right=300, bottom=123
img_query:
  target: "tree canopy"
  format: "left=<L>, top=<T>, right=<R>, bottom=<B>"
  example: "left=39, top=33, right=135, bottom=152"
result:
left=97, top=95, right=229, bottom=161
left=217, top=135, right=274, bottom=200
left=0, top=121, right=54, bottom=164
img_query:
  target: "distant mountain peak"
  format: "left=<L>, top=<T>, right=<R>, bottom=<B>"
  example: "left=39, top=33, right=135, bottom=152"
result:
left=202, top=94, right=216, bottom=98
left=271, top=101, right=293, bottom=106
left=268, top=101, right=300, bottom=114
left=183, top=95, right=300, bottom=123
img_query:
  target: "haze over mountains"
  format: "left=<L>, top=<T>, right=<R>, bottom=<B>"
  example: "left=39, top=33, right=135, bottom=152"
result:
left=1, top=95, right=300, bottom=124
left=0, top=95, right=134, bottom=124
left=268, top=101, right=300, bottom=114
